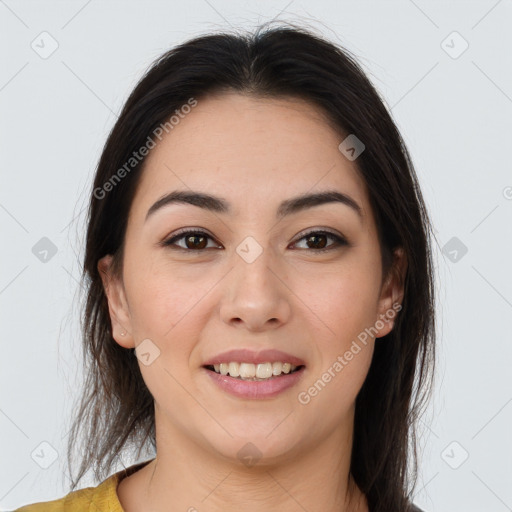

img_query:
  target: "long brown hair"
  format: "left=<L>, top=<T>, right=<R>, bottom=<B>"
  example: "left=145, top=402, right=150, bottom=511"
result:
left=67, top=22, right=436, bottom=512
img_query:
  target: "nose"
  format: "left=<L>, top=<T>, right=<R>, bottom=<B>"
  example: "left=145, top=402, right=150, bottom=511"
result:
left=219, top=243, right=292, bottom=332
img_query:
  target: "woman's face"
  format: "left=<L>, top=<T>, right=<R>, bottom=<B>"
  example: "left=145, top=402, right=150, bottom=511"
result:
left=99, top=92, right=404, bottom=464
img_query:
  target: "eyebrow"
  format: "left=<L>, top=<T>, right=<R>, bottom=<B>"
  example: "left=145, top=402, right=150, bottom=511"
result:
left=145, top=189, right=363, bottom=222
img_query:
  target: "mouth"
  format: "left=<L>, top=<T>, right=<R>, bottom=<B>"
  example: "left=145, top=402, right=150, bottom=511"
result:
left=203, top=362, right=305, bottom=381
left=201, top=349, right=307, bottom=398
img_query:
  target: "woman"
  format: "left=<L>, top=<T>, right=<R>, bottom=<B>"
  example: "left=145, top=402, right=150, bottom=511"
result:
left=16, top=23, right=435, bottom=512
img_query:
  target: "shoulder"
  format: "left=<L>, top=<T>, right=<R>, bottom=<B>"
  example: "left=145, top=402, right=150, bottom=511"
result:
left=13, top=459, right=153, bottom=512
left=13, top=477, right=118, bottom=512
left=13, top=482, right=103, bottom=512
left=409, top=504, right=425, bottom=512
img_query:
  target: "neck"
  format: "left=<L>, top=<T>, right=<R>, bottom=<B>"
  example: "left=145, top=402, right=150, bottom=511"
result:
left=128, top=412, right=368, bottom=512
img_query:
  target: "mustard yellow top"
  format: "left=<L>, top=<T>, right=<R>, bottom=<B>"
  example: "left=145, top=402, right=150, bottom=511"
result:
left=14, top=459, right=153, bottom=511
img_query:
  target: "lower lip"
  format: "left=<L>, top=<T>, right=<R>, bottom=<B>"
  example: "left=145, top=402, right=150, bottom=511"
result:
left=203, top=367, right=306, bottom=399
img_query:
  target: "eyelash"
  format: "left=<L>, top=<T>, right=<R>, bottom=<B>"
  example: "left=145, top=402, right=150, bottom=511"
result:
left=161, top=228, right=348, bottom=254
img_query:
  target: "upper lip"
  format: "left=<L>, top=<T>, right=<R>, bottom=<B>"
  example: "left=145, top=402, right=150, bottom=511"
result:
left=202, top=349, right=305, bottom=367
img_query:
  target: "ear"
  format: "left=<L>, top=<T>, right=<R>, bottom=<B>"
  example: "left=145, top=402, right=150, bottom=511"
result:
left=97, top=254, right=135, bottom=349
left=374, top=247, right=407, bottom=339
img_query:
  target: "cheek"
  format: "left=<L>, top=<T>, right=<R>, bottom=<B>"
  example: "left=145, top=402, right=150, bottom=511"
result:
left=122, top=259, right=214, bottom=402
left=296, top=268, right=377, bottom=416
left=124, top=250, right=216, bottom=340
left=292, top=256, right=380, bottom=403
left=295, top=257, right=381, bottom=342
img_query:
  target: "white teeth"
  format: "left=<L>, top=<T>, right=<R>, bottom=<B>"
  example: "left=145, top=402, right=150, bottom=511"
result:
left=256, top=363, right=273, bottom=379
left=208, top=361, right=299, bottom=380
left=228, top=362, right=240, bottom=377
left=239, top=363, right=256, bottom=378
left=272, top=362, right=283, bottom=375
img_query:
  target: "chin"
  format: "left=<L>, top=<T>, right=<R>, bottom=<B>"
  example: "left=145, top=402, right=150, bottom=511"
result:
left=202, top=428, right=303, bottom=468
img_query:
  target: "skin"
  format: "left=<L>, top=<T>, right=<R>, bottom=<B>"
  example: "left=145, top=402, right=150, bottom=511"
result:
left=98, top=92, right=406, bottom=512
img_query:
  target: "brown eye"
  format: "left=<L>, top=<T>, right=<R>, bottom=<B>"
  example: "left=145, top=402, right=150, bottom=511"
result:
left=162, top=230, right=219, bottom=251
left=162, top=229, right=348, bottom=253
left=292, top=230, right=348, bottom=253
left=184, top=234, right=208, bottom=250
left=305, top=233, right=328, bottom=249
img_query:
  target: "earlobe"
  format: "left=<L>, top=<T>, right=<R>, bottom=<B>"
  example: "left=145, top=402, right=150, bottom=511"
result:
left=97, top=255, right=135, bottom=349
left=375, top=247, right=407, bottom=338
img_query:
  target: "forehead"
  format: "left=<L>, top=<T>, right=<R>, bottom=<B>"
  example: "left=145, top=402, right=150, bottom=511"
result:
left=131, top=93, right=370, bottom=219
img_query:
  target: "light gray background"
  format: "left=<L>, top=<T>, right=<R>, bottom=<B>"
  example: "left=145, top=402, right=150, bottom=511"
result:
left=1, top=1, right=511, bottom=511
